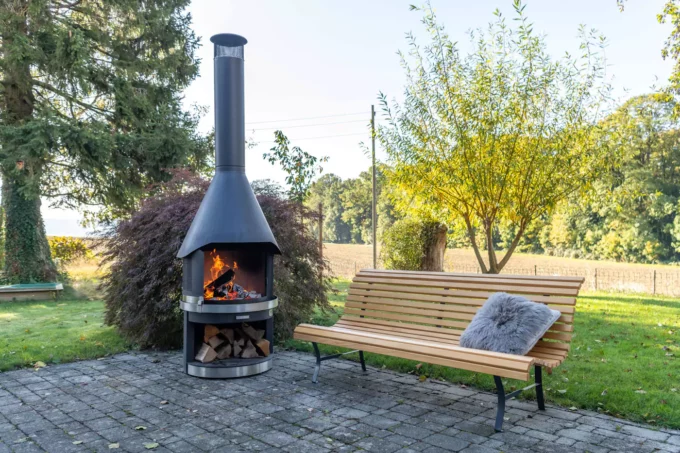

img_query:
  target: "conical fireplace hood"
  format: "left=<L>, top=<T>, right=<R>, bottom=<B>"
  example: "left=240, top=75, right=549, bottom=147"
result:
left=177, top=34, right=280, bottom=258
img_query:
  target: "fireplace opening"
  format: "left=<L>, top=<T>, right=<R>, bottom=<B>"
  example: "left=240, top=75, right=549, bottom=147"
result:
left=203, top=249, right=265, bottom=301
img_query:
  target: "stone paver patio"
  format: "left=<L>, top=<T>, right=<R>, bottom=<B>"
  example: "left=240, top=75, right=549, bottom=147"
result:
left=0, top=351, right=678, bottom=453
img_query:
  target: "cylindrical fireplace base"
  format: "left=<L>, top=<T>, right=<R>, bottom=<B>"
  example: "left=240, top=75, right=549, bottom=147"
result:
left=187, top=356, right=272, bottom=379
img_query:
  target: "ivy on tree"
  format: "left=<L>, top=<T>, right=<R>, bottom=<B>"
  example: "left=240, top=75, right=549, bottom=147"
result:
left=0, top=0, right=210, bottom=282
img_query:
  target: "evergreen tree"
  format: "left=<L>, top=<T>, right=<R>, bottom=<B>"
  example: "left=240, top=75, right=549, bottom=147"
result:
left=0, top=0, right=208, bottom=282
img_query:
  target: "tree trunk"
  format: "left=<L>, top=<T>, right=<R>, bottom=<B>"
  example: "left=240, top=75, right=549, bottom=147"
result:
left=1, top=3, right=58, bottom=283
left=420, top=222, right=447, bottom=271
left=2, top=175, right=58, bottom=283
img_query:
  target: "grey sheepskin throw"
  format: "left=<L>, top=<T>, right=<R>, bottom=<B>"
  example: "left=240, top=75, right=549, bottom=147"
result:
left=459, top=292, right=561, bottom=356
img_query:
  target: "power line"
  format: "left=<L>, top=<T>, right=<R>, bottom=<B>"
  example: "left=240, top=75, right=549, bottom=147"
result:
left=255, top=132, right=367, bottom=143
left=245, top=111, right=366, bottom=125
left=249, top=119, right=367, bottom=131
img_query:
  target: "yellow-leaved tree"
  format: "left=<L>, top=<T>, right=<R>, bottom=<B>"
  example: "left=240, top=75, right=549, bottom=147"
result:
left=378, top=1, right=615, bottom=273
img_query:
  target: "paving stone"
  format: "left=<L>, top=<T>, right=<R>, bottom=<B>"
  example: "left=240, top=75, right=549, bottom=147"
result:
left=391, top=424, right=434, bottom=440
left=423, top=433, right=471, bottom=451
left=354, top=437, right=403, bottom=452
left=0, top=350, right=677, bottom=453
left=621, top=424, right=670, bottom=442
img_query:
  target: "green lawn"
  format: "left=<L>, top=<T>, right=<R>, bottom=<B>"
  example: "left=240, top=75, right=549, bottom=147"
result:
left=286, top=279, right=680, bottom=429
left=0, top=298, right=131, bottom=371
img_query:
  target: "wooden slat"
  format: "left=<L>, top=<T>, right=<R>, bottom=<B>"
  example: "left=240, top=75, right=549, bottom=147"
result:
left=350, top=284, right=577, bottom=306
left=294, top=325, right=533, bottom=380
left=341, top=315, right=464, bottom=335
left=359, top=269, right=585, bottom=284
left=346, top=295, right=575, bottom=323
left=357, top=270, right=583, bottom=289
left=353, top=276, right=580, bottom=296
left=295, top=330, right=531, bottom=380
left=344, top=308, right=470, bottom=329
left=346, top=295, right=479, bottom=316
left=337, top=319, right=460, bottom=342
left=345, top=301, right=474, bottom=321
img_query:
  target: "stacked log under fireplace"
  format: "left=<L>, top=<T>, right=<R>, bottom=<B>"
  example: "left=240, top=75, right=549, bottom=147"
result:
left=195, top=323, right=270, bottom=363
left=176, top=33, right=280, bottom=379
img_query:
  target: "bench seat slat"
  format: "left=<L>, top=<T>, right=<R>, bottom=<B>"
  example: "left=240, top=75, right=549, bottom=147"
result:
left=294, top=324, right=533, bottom=380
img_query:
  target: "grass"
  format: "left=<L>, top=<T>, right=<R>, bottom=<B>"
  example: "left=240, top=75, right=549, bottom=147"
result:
left=0, top=298, right=131, bottom=371
left=286, top=279, right=680, bottom=429
left=0, top=260, right=131, bottom=371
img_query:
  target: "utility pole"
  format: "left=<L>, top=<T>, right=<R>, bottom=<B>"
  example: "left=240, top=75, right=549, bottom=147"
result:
left=371, top=105, right=377, bottom=269
left=318, top=202, right=323, bottom=261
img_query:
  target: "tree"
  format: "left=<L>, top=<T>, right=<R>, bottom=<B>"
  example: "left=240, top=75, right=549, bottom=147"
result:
left=305, top=174, right=351, bottom=243
left=540, top=94, right=680, bottom=263
left=618, top=0, right=680, bottom=116
left=0, top=0, right=208, bottom=282
left=263, top=130, right=327, bottom=203
left=378, top=1, right=612, bottom=273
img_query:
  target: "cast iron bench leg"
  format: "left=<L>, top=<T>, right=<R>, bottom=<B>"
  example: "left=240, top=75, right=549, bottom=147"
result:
left=535, top=365, right=545, bottom=411
left=311, top=343, right=365, bottom=384
left=493, top=376, right=506, bottom=432
left=359, top=351, right=366, bottom=371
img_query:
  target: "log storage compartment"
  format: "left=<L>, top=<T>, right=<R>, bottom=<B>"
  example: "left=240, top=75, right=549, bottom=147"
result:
left=177, top=33, right=280, bottom=379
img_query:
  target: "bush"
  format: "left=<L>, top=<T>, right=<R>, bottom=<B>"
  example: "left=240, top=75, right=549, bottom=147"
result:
left=381, top=218, right=447, bottom=271
left=48, top=236, right=94, bottom=264
left=102, top=171, right=330, bottom=348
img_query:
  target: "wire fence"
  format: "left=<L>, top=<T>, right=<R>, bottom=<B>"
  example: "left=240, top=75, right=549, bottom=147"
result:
left=326, top=260, right=680, bottom=297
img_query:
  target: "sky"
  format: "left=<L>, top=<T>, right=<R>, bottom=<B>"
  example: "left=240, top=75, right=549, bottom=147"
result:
left=43, top=0, right=674, bottom=236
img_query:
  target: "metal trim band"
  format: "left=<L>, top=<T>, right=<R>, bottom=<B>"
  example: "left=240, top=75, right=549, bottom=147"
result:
left=187, top=358, right=272, bottom=379
left=180, top=297, right=278, bottom=314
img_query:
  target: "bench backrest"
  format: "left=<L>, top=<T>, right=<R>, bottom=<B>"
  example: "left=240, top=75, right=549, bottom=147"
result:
left=344, top=269, right=584, bottom=359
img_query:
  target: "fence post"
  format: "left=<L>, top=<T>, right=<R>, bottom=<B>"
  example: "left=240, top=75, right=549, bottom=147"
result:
left=594, top=268, right=598, bottom=291
left=534, top=265, right=537, bottom=276
left=653, top=270, right=656, bottom=296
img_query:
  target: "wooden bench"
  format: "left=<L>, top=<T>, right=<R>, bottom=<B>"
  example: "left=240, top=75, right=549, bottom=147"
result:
left=293, top=269, right=584, bottom=431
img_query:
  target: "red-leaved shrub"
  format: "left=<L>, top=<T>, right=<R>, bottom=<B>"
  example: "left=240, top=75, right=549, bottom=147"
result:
left=102, top=170, right=330, bottom=348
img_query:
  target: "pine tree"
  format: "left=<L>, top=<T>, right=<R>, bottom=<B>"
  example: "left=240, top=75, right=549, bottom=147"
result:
left=0, top=0, right=209, bottom=282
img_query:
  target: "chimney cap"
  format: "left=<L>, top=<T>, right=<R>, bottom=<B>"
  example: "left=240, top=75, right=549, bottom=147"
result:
left=210, top=33, right=247, bottom=48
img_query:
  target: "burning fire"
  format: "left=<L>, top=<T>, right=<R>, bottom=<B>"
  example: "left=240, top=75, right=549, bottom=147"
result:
left=203, top=250, right=259, bottom=301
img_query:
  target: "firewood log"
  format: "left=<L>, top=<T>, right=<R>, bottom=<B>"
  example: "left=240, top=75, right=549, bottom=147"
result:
left=255, top=339, right=270, bottom=357
left=242, top=324, right=265, bottom=341
left=241, top=340, right=259, bottom=359
left=219, top=328, right=234, bottom=344
left=195, top=344, right=217, bottom=363
left=203, top=269, right=235, bottom=295
left=207, top=335, right=224, bottom=349
left=203, top=325, right=219, bottom=343
left=233, top=341, right=242, bottom=357
left=215, top=344, right=232, bottom=360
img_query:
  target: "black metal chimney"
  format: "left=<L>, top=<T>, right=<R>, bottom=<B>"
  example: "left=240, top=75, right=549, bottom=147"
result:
left=177, top=34, right=280, bottom=258
left=213, top=34, right=246, bottom=169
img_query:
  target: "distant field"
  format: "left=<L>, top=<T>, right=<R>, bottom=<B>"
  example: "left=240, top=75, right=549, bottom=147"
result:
left=323, top=243, right=680, bottom=295
left=324, top=243, right=680, bottom=272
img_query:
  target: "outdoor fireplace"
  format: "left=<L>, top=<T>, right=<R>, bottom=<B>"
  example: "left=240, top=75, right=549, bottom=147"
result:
left=177, top=33, right=280, bottom=379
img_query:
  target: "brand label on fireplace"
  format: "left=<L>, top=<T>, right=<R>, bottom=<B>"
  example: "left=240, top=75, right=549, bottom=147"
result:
left=235, top=315, right=250, bottom=320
